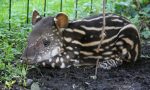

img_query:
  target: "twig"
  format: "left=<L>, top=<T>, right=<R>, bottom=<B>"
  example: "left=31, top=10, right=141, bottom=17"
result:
left=91, top=0, right=106, bottom=79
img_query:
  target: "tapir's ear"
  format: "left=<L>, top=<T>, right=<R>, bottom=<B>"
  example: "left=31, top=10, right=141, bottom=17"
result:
left=32, top=10, right=42, bottom=25
left=54, top=13, right=68, bottom=28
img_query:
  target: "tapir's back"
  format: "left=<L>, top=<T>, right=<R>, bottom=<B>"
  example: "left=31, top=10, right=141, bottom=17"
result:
left=62, top=13, right=140, bottom=66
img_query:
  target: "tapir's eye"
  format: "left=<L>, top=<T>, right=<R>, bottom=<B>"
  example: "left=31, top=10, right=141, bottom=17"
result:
left=43, top=40, right=50, bottom=47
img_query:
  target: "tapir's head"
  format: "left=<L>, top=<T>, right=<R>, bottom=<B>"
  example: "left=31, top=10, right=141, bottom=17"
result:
left=21, top=10, right=69, bottom=64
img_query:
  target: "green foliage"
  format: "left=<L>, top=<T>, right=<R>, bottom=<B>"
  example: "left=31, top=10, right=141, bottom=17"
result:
left=0, top=0, right=149, bottom=88
left=105, top=0, right=150, bottom=40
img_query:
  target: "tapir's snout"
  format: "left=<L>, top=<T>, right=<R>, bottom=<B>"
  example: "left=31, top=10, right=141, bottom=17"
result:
left=20, top=47, right=38, bottom=65
left=20, top=55, right=37, bottom=65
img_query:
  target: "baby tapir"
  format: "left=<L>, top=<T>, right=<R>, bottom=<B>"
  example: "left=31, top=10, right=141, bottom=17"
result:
left=21, top=10, right=141, bottom=69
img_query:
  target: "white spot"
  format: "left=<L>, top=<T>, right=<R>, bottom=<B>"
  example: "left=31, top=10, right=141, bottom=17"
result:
left=66, top=55, right=70, bottom=59
left=119, top=46, right=123, bottom=49
left=64, top=37, right=72, bottom=42
left=105, top=46, right=109, bottom=49
left=59, top=28, right=65, bottom=31
left=56, top=57, right=59, bottom=63
left=36, top=15, right=40, bottom=19
left=110, top=43, right=115, bottom=47
left=63, top=52, right=67, bottom=55
left=60, top=58, right=64, bottom=62
left=67, top=65, right=71, bottom=68
left=56, top=32, right=59, bottom=35
left=51, top=63, right=55, bottom=68
left=37, top=56, right=42, bottom=62
left=70, top=59, right=79, bottom=63
left=42, top=62, right=46, bottom=66
left=74, top=51, right=79, bottom=55
left=49, top=58, right=52, bottom=62
left=122, top=48, right=127, bottom=55
left=111, top=55, right=115, bottom=58
left=115, top=58, right=120, bottom=61
left=59, top=54, right=62, bottom=56
left=90, top=35, right=94, bottom=38
left=60, top=63, right=65, bottom=68
left=66, top=46, right=73, bottom=50
left=54, top=18, right=57, bottom=22
left=112, top=47, right=117, bottom=51
left=51, top=47, right=60, bottom=57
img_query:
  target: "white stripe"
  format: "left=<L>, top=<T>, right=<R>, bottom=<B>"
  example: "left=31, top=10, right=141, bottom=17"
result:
left=84, top=56, right=102, bottom=59
left=72, top=33, right=117, bottom=47
left=82, top=16, right=103, bottom=22
left=80, top=51, right=94, bottom=55
left=122, top=38, right=134, bottom=49
left=128, top=52, right=131, bottom=59
left=102, top=51, right=112, bottom=55
left=81, top=25, right=122, bottom=31
left=72, top=40, right=82, bottom=45
left=73, top=29, right=86, bottom=35
left=104, top=57, right=110, bottom=60
left=72, top=24, right=137, bottom=47
left=65, top=28, right=73, bottom=32
left=102, top=24, right=138, bottom=44
left=134, top=44, right=139, bottom=61
left=111, top=19, right=123, bottom=22
left=121, top=24, right=139, bottom=37
left=81, top=14, right=114, bottom=22
left=116, top=41, right=123, bottom=45
left=93, top=48, right=104, bottom=52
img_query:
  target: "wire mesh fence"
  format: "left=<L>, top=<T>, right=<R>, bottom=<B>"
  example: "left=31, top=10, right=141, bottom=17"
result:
left=7, top=0, right=98, bottom=30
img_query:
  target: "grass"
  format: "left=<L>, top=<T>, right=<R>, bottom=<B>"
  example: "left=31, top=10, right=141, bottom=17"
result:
left=0, top=0, right=149, bottom=89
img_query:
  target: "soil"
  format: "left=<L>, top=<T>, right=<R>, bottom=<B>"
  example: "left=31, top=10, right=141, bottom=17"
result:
left=26, top=58, right=150, bottom=90
left=1, top=44, right=150, bottom=90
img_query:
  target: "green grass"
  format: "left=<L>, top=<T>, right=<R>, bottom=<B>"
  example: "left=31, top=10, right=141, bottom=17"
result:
left=0, top=0, right=149, bottom=89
